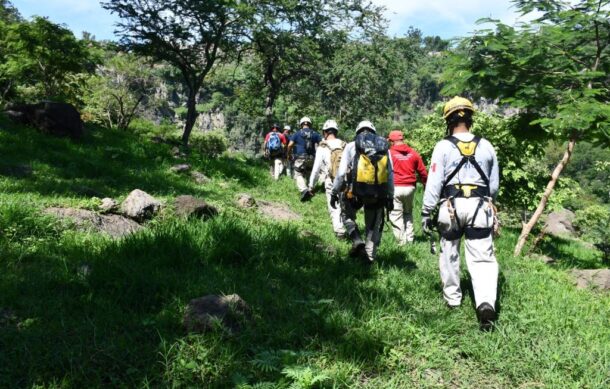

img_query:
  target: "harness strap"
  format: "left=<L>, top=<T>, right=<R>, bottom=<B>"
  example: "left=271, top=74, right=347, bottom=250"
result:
left=442, top=135, right=490, bottom=197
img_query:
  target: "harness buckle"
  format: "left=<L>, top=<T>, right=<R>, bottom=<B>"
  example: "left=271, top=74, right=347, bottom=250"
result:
left=457, top=184, right=478, bottom=198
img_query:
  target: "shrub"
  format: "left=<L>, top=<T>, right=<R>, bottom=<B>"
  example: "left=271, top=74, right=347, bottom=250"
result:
left=574, top=204, right=610, bottom=244
left=190, top=130, right=229, bottom=158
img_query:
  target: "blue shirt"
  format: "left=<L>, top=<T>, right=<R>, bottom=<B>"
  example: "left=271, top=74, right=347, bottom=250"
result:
left=290, top=127, right=322, bottom=156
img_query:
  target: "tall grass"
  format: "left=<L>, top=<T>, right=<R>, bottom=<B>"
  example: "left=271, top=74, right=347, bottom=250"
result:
left=0, top=120, right=608, bottom=387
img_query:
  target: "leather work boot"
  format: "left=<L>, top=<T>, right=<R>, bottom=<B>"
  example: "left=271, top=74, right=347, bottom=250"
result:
left=348, top=230, right=365, bottom=258
left=476, top=302, right=497, bottom=331
left=300, top=190, right=313, bottom=202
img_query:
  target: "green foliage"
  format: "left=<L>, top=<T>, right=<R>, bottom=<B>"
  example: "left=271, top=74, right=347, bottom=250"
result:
left=0, top=16, right=99, bottom=105
left=409, top=109, right=556, bottom=213
left=190, top=130, right=229, bottom=158
left=574, top=204, right=610, bottom=244
left=83, top=51, right=157, bottom=130
left=443, top=0, right=610, bottom=146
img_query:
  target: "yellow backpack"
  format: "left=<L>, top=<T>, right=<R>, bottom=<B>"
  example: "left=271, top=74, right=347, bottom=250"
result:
left=350, top=131, right=389, bottom=204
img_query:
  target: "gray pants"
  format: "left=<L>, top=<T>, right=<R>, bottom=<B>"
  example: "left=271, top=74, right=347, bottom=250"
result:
left=293, top=156, right=313, bottom=192
left=341, top=197, right=384, bottom=261
left=437, top=197, right=498, bottom=308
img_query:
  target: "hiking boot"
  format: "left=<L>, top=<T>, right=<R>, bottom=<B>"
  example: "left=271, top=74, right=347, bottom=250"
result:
left=335, top=232, right=347, bottom=240
left=348, top=230, right=365, bottom=258
left=300, top=190, right=313, bottom=202
left=476, top=302, right=497, bottom=331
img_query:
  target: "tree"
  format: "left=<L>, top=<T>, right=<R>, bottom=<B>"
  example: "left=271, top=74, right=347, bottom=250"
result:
left=0, top=0, right=21, bottom=23
left=0, top=17, right=97, bottom=104
left=246, top=0, right=383, bottom=125
left=103, top=0, right=253, bottom=146
left=320, top=34, right=419, bottom=128
left=443, top=0, right=610, bottom=256
left=84, top=51, right=157, bottom=130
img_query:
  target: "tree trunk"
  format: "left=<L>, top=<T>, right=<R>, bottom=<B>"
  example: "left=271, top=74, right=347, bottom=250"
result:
left=513, top=137, right=576, bottom=256
left=182, top=87, right=199, bottom=147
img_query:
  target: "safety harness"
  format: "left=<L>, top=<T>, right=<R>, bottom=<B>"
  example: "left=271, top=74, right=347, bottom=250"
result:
left=440, top=135, right=494, bottom=240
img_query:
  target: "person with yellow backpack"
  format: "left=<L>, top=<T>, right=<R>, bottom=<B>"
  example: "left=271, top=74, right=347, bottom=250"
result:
left=330, top=120, right=394, bottom=263
left=306, top=119, right=347, bottom=238
left=421, top=96, right=500, bottom=330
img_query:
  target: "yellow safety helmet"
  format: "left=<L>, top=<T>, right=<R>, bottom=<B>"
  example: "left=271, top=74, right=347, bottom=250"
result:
left=443, top=96, right=474, bottom=119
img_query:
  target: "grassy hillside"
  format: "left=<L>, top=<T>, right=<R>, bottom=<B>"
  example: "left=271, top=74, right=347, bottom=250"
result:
left=0, top=120, right=608, bottom=388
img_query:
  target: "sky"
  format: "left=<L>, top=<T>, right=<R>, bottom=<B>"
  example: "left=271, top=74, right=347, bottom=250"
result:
left=11, top=0, right=528, bottom=41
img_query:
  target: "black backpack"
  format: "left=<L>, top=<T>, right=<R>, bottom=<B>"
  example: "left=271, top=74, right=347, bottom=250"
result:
left=300, top=128, right=316, bottom=156
left=350, top=130, right=390, bottom=204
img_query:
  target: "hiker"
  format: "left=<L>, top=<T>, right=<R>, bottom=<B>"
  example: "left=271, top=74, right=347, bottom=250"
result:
left=421, top=96, right=500, bottom=330
left=387, top=130, right=428, bottom=245
left=287, top=116, right=322, bottom=201
left=331, top=120, right=394, bottom=263
left=283, top=125, right=294, bottom=178
left=306, top=119, right=347, bottom=238
left=264, top=123, right=287, bottom=180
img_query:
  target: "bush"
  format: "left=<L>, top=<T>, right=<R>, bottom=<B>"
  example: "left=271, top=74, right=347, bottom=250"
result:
left=190, top=130, right=229, bottom=158
left=574, top=204, right=610, bottom=244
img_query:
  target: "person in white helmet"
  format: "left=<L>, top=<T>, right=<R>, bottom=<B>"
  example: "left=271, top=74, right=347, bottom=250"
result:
left=421, top=96, right=500, bottom=330
left=287, top=116, right=322, bottom=201
left=331, top=120, right=394, bottom=263
left=306, top=119, right=347, bottom=238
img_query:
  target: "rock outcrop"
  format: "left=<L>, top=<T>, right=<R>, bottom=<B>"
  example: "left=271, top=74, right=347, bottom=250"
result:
left=174, top=195, right=218, bottom=220
left=44, top=207, right=142, bottom=238
left=5, top=102, right=84, bottom=139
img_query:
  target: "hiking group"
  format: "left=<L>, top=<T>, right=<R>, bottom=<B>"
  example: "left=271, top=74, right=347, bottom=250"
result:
left=263, top=97, right=500, bottom=330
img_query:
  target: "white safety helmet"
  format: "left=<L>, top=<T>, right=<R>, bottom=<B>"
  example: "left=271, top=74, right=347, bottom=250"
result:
left=356, top=120, right=376, bottom=134
left=299, top=116, right=312, bottom=126
left=283, top=125, right=291, bottom=131
left=322, top=119, right=339, bottom=132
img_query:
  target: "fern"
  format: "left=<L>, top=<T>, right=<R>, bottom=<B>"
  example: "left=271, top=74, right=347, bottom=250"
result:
left=282, top=365, right=330, bottom=389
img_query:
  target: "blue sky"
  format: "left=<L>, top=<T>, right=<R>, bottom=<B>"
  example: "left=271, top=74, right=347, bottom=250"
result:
left=12, top=0, right=527, bottom=41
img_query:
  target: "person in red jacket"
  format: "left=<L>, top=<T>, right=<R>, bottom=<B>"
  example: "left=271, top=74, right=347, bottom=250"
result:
left=388, top=130, right=428, bottom=245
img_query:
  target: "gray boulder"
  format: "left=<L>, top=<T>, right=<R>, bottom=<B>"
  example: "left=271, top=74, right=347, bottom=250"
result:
left=5, top=102, right=83, bottom=139
left=121, top=189, right=161, bottom=221
left=570, top=269, right=610, bottom=291
left=191, top=171, right=210, bottom=184
left=174, top=195, right=218, bottom=220
left=99, top=198, right=119, bottom=214
left=170, top=164, right=191, bottom=173
left=237, top=194, right=256, bottom=208
left=183, top=294, right=251, bottom=334
left=543, top=209, right=576, bottom=237
left=44, top=207, right=142, bottom=238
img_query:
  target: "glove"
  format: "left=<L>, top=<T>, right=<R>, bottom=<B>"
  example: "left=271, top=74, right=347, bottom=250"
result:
left=421, top=213, right=433, bottom=234
left=386, top=198, right=394, bottom=212
left=330, top=193, right=339, bottom=209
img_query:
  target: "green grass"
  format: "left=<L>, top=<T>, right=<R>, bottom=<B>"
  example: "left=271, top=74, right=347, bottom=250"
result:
left=1, top=119, right=608, bottom=388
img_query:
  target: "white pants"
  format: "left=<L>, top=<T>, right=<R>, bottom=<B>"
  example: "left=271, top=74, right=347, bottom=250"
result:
left=285, top=158, right=293, bottom=178
left=389, top=185, right=415, bottom=245
left=270, top=157, right=284, bottom=180
left=342, top=198, right=384, bottom=261
left=293, top=156, right=313, bottom=192
left=437, top=197, right=498, bottom=308
left=324, top=177, right=346, bottom=236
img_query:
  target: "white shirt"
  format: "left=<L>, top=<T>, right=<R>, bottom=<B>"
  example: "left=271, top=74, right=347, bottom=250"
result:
left=308, top=138, right=345, bottom=189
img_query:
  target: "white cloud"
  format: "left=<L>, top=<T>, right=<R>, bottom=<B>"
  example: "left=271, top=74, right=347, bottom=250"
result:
left=371, top=0, right=532, bottom=37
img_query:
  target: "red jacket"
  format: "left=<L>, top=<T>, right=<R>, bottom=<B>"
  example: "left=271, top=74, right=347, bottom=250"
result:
left=390, top=144, right=428, bottom=187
